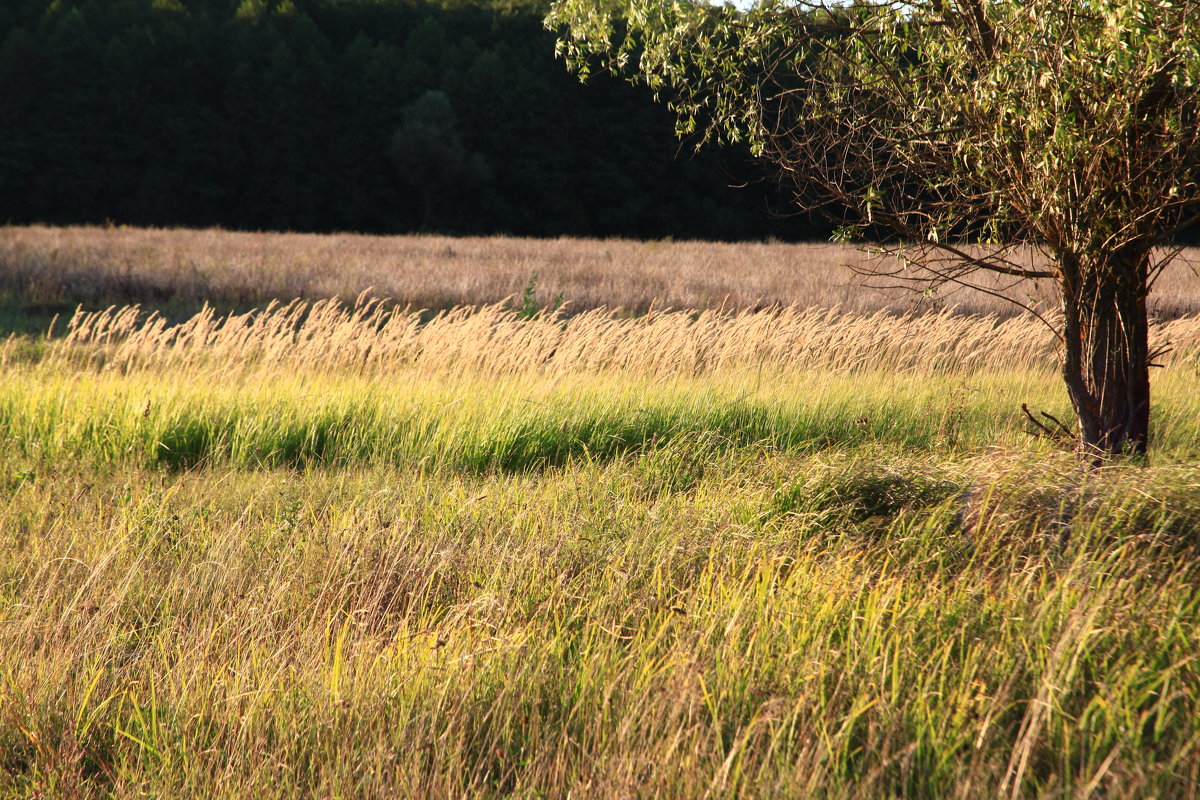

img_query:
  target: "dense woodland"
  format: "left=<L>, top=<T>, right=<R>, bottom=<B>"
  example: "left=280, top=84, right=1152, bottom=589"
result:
left=0, top=0, right=823, bottom=239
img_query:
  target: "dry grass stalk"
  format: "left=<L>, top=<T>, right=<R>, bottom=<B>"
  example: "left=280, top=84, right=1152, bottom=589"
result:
left=48, top=298, right=1200, bottom=377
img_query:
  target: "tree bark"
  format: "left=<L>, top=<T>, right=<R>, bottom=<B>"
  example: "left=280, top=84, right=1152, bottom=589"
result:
left=1060, top=249, right=1151, bottom=458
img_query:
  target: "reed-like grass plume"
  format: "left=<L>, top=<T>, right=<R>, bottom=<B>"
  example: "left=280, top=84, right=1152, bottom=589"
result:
left=43, top=297, right=1200, bottom=377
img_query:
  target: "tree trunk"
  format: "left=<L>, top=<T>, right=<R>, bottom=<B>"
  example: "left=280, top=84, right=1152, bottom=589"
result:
left=1060, top=249, right=1151, bottom=458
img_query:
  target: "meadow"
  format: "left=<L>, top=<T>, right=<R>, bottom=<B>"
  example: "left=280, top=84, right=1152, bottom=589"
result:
left=5, top=225, right=1200, bottom=324
left=1, top=227, right=1199, bottom=799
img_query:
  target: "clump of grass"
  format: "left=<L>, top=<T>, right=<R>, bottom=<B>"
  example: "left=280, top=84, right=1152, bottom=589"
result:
left=760, top=450, right=963, bottom=530
left=0, top=366, right=1070, bottom=472
left=633, top=429, right=739, bottom=496
left=961, top=449, right=1200, bottom=547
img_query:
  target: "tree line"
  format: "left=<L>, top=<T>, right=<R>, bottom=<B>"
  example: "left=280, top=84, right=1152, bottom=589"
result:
left=0, top=0, right=824, bottom=240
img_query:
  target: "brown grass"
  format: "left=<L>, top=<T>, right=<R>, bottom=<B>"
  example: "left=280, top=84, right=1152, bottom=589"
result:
left=5, top=224, right=1198, bottom=317
left=43, top=297, right=1200, bottom=377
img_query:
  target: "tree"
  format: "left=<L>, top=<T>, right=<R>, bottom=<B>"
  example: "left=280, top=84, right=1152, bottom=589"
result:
left=547, top=0, right=1200, bottom=457
left=389, top=90, right=491, bottom=228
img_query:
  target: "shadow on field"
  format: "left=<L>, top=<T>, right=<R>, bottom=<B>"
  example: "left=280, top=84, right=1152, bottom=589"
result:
left=142, top=401, right=956, bottom=474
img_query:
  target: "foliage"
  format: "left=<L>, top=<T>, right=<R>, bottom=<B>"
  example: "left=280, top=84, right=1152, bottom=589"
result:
left=549, top=1, right=1200, bottom=247
left=389, top=90, right=491, bottom=228
left=514, top=272, right=564, bottom=319
left=0, top=0, right=819, bottom=239
left=547, top=0, right=1200, bottom=454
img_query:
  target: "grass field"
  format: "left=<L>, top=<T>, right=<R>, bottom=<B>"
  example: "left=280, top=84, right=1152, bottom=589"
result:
left=5, top=225, right=1200, bottom=327
left=2, top=228, right=1199, bottom=798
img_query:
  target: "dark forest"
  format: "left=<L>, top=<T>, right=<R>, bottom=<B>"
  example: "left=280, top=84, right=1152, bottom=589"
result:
left=0, top=0, right=825, bottom=239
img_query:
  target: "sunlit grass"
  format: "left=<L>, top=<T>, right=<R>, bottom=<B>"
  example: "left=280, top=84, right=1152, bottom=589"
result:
left=3, top=362, right=1200, bottom=473
left=2, top=449, right=1198, bottom=798
left=1, top=299, right=1198, bottom=798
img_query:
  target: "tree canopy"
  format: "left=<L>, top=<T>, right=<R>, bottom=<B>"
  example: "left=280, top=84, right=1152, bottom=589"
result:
left=0, top=0, right=819, bottom=240
left=549, top=0, right=1200, bottom=455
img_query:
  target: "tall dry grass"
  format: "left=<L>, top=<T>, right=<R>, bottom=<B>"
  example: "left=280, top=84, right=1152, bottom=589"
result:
left=5, top=224, right=1199, bottom=317
left=42, top=297, right=1200, bottom=378
left=4, top=452, right=1199, bottom=798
